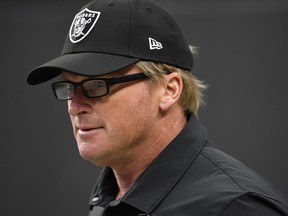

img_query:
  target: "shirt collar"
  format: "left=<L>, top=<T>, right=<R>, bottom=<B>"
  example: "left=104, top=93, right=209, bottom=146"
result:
left=89, top=115, right=207, bottom=213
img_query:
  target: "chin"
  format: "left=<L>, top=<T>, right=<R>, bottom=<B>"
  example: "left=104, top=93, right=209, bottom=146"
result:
left=77, top=142, right=105, bottom=165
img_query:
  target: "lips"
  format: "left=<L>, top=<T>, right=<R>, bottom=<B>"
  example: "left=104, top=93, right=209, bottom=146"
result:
left=76, top=125, right=104, bottom=136
left=78, top=126, right=102, bottom=131
left=73, top=117, right=104, bottom=137
left=78, top=127, right=96, bottom=132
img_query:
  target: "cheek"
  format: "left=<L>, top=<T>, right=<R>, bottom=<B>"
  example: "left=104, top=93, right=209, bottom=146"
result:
left=67, top=102, right=76, bottom=131
left=110, top=86, right=158, bottom=132
left=100, top=88, right=144, bottom=132
left=114, top=85, right=156, bottom=117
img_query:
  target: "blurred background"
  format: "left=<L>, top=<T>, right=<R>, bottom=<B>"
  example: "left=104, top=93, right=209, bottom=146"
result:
left=1, top=0, right=288, bottom=215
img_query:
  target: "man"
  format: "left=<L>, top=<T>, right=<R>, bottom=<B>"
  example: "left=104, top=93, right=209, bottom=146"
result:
left=27, top=0, right=288, bottom=215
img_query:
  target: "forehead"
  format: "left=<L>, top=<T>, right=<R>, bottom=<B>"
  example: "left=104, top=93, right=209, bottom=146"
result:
left=62, top=64, right=141, bottom=82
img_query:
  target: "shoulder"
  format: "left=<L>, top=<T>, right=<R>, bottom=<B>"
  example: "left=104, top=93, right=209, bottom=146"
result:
left=167, top=140, right=288, bottom=215
left=219, top=192, right=288, bottom=216
left=199, top=141, right=285, bottom=199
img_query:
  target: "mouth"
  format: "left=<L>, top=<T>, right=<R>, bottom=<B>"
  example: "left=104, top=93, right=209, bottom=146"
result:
left=77, top=126, right=104, bottom=136
left=79, top=127, right=96, bottom=132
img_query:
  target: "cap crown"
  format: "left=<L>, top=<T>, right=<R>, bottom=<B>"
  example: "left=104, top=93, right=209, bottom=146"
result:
left=62, top=0, right=193, bottom=70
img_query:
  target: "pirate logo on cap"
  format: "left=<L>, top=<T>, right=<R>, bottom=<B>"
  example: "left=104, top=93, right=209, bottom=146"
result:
left=69, top=8, right=101, bottom=43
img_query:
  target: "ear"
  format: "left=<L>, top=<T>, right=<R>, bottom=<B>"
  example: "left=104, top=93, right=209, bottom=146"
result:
left=159, top=72, right=183, bottom=112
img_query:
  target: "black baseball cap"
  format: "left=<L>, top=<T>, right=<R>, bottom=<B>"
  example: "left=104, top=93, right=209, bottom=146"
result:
left=27, top=0, right=193, bottom=85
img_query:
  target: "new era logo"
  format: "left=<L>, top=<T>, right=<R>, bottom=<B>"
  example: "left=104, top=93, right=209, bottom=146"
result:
left=149, top=37, right=163, bottom=50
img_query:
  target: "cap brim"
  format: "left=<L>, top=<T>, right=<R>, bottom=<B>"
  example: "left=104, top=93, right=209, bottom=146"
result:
left=27, top=53, right=139, bottom=85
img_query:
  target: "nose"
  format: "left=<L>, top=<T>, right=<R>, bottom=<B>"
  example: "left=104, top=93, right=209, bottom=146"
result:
left=68, top=87, right=92, bottom=116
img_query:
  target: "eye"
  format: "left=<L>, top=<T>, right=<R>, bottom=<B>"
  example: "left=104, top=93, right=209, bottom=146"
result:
left=83, top=80, right=107, bottom=96
left=86, top=80, right=105, bottom=88
left=52, top=82, right=75, bottom=100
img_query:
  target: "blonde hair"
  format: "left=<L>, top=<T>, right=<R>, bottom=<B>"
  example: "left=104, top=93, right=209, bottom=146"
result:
left=136, top=59, right=207, bottom=116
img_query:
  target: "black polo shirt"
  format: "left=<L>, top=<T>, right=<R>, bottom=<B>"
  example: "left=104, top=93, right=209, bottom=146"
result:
left=88, top=115, right=288, bottom=216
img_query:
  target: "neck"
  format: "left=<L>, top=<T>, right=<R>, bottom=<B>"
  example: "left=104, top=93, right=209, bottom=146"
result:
left=112, top=109, right=187, bottom=200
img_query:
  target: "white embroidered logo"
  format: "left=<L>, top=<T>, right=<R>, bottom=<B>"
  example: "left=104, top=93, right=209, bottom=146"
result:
left=69, top=8, right=101, bottom=43
left=149, top=37, right=163, bottom=50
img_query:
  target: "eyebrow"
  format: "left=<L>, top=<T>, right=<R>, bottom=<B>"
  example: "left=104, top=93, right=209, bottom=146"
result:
left=62, top=72, right=92, bottom=82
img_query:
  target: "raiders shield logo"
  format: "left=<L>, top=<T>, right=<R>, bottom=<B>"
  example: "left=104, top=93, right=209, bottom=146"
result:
left=69, top=8, right=101, bottom=43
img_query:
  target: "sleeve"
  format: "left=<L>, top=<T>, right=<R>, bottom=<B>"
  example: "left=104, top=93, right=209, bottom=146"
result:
left=219, top=193, right=288, bottom=216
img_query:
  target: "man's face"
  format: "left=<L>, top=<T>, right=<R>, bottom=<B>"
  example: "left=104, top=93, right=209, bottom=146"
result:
left=64, top=65, right=162, bottom=167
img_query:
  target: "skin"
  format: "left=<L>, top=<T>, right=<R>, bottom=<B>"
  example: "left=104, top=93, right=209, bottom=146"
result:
left=64, top=64, right=187, bottom=199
